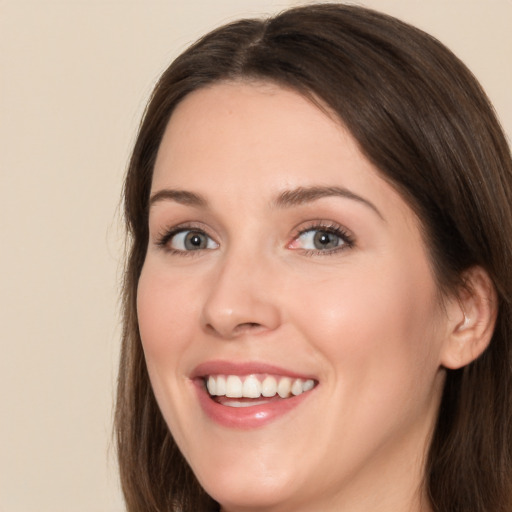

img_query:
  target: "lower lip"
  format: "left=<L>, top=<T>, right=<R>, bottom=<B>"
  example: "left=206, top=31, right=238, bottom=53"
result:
left=193, top=380, right=314, bottom=429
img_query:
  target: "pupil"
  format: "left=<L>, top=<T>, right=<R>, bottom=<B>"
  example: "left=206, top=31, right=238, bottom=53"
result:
left=185, top=231, right=205, bottom=250
left=313, top=231, right=338, bottom=250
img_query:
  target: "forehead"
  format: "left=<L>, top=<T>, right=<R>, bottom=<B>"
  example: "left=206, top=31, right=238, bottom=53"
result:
left=154, top=82, right=370, bottom=191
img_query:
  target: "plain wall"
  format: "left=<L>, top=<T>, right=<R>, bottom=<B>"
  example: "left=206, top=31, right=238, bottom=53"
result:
left=1, top=1, right=510, bottom=510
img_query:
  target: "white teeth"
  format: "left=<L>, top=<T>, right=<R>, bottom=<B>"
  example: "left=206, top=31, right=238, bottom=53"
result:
left=226, top=375, right=243, bottom=398
left=291, top=379, right=303, bottom=396
left=303, top=379, right=314, bottom=392
left=205, top=374, right=316, bottom=399
left=216, top=375, right=226, bottom=396
left=223, top=399, right=269, bottom=408
left=242, top=375, right=261, bottom=398
left=261, top=376, right=277, bottom=397
left=207, top=376, right=216, bottom=396
left=277, top=377, right=292, bottom=398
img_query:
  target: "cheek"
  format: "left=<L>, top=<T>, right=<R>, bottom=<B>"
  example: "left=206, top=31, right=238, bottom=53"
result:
left=296, top=267, right=445, bottom=459
left=136, top=264, right=201, bottom=436
left=292, top=260, right=444, bottom=392
left=137, top=263, right=197, bottom=356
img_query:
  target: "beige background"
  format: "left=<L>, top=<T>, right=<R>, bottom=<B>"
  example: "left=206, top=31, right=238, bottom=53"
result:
left=1, top=1, right=510, bottom=510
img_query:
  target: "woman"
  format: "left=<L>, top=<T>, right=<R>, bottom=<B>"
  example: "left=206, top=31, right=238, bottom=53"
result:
left=115, top=4, right=512, bottom=511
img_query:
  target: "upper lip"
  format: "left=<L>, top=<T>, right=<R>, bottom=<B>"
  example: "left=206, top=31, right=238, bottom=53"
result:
left=190, top=360, right=317, bottom=381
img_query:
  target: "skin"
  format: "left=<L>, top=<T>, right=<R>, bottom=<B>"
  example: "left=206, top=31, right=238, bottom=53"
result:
left=137, top=82, right=467, bottom=512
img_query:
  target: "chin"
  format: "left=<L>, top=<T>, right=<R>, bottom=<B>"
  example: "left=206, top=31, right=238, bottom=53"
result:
left=191, top=454, right=303, bottom=512
left=204, top=479, right=293, bottom=512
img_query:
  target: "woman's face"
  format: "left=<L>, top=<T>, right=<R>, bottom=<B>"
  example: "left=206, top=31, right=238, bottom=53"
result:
left=138, top=82, right=451, bottom=511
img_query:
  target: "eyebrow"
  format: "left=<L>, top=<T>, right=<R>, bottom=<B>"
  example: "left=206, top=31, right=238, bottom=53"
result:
left=149, top=185, right=383, bottom=220
left=149, top=189, right=207, bottom=208
left=273, top=186, right=384, bottom=219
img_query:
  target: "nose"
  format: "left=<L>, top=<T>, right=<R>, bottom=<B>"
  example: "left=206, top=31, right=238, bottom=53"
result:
left=200, top=251, right=281, bottom=339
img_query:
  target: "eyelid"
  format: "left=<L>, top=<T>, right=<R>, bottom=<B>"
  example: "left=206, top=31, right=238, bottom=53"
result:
left=154, top=222, right=219, bottom=252
left=287, top=220, right=355, bottom=254
left=152, top=219, right=354, bottom=255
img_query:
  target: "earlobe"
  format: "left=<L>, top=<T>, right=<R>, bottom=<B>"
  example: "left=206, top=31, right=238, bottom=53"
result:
left=440, top=266, right=498, bottom=370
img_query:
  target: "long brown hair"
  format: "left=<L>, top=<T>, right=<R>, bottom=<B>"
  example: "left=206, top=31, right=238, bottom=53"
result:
left=116, top=4, right=512, bottom=511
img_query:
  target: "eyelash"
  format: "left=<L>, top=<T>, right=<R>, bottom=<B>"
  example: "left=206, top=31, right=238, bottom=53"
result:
left=154, top=221, right=355, bottom=256
left=291, top=221, right=355, bottom=256
left=155, top=223, right=217, bottom=256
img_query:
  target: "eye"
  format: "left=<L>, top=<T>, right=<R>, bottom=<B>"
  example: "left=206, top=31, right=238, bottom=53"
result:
left=299, top=229, right=342, bottom=250
left=159, top=228, right=218, bottom=252
left=289, top=224, right=354, bottom=254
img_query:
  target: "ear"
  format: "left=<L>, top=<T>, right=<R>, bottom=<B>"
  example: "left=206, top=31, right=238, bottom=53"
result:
left=441, top=266, right=498, bottom=370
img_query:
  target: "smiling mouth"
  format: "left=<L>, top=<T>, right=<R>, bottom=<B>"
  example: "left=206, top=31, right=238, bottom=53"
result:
left=204, top=374, right=316, bottom=407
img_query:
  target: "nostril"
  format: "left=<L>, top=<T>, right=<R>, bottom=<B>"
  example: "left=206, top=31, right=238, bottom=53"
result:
left=232, top=322, right=265, bottom=336
left=204, top=321, right=266, bottom=338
